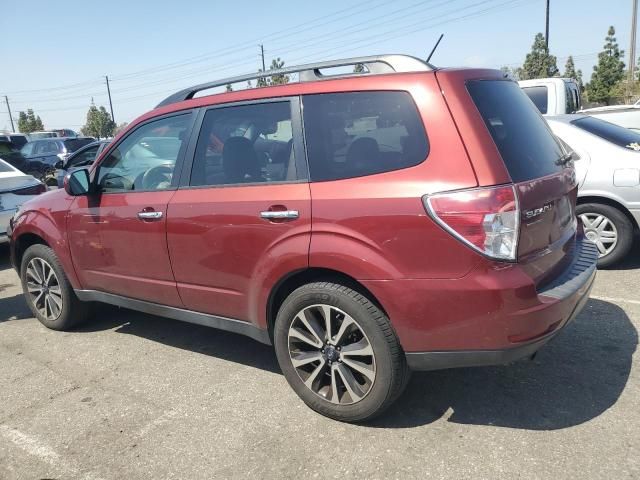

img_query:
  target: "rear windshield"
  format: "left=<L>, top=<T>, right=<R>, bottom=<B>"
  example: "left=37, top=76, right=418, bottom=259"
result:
left=9, top=136, right=28, bottom=148
left=63, top=138, right=94, bottom=152
left=522, top=86, right=548, bottom=114
left=572, top=116, right=640, bottom=151
left=468, top=80, right=564, bottom=182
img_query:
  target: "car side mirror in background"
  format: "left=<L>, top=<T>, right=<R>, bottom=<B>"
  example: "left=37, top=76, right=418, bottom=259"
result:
left=64, top=168, right=91, bottom=196
left=54, top=160, right=64, bottom=169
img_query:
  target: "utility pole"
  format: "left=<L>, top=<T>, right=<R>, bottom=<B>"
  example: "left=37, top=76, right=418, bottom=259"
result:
left=105, top=75, right=115, bottom=124
left=629, top=0, right=638, bottom=102
left=545, top=0, right=550, bottom=51
left=259, top=44, right=266, bottom=72
left=4, top=96, right=15, bottom=132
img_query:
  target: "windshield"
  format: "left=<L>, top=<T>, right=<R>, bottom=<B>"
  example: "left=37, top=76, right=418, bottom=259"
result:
left=572, top=116, right=640, bottom=151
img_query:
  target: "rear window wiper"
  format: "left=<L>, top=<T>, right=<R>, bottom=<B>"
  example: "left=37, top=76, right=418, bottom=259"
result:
left=555, top=152, right=573, bottom=166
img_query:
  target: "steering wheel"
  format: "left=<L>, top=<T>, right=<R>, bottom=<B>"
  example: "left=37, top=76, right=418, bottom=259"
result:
left=141, top=164, right=174, bottom=190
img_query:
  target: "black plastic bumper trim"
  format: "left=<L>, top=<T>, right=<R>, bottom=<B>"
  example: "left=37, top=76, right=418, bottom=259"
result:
left=75, top=290, right=272, bottom=345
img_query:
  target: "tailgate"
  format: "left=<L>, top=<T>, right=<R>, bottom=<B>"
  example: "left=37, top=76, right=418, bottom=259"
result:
left=462, top=75, right=578, bottom=285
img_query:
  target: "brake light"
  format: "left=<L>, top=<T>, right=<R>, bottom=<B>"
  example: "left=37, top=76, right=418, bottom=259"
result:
left=14, top=182, right=47, bottom=196
left=424, top=185, right=520, bottom=261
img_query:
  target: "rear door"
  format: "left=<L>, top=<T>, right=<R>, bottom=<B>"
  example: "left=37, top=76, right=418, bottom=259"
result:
left=167, top=98, right=311, bottom=324
left=440, top=71, right=578, bottom=286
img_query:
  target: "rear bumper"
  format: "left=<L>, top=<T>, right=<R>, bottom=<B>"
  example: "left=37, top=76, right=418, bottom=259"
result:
left=361, top=238, right=598, bottom=369
left=405, top=266, right=594, bottom=370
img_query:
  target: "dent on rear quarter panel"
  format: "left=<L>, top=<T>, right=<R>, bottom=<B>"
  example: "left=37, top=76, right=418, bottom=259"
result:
left=309, top=73, right=481, bottom=281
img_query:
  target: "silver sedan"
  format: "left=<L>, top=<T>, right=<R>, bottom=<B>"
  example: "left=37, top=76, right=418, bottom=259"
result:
left=547, top=114, right=640, bottom=267
left=0, top=159, right=47, bottom=243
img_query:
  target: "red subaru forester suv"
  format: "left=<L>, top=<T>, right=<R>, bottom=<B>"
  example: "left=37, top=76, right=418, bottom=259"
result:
left=9, top=55, right=597, bottom=422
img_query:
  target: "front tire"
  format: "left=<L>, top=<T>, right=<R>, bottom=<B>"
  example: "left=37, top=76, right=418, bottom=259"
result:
left=274, top=282, right=409, bottom=422
left=20, top=244, right=90, bottom=330
left=577, top=203, right=633, bottom=268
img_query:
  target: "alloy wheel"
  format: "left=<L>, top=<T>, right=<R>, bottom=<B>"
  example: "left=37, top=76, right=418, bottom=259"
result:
left=287, top=304, right=376, bottom=405
left=580, top=213, right=618, bottom=257
left=25, top=258, right=63, bottom=321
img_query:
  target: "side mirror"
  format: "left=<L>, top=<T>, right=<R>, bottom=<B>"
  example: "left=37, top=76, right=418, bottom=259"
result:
left=64, top=168, right=91, bottom=196
left=54, top=160, right=64, bottom=169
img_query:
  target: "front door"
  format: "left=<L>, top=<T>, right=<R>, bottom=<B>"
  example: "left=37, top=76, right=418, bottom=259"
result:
left=67, top=113, right=194, bottom=306
left=167, top=99, right=311, bottom=324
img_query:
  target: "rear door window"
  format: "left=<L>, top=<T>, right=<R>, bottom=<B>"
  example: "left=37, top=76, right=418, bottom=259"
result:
left=572, top=116, right=640, bottom=151
left=302, top=91, right=429, bottom=181
left=63, top=138, right=94, bottom=152
left=468, top=80, right=564, bottom=182
left=521, top=86, right=549, bottom=114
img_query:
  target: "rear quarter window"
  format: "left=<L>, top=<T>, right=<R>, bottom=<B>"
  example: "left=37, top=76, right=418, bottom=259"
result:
left=468, top=80, right=565, bottom=182
left=302, top=91, right=429, bottom=181
left=63, top=138, right=94, bottom=152
left=521, top=86, right=549, bottom=114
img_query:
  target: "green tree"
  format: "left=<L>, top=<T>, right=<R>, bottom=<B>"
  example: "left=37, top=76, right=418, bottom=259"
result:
left=225, top=84, right=233, bottom=92
left=256, top=58, right=289, bottom=87
left=520, top=33, right=559, bottom=80
left=81, top=103, right=115, bottom=138
left=500, top=66, right=522, bottom=80
left=353, top=63, right=365, bottom=73
left=17, top=109, right=44, bottom=133
left=586, top=26, right=626, bottom=105
left=563, top=56, right=584, bottom=91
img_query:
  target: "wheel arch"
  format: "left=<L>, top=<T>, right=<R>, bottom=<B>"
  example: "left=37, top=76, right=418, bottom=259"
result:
left=577, top=195, right=639, bottom=230
left=13, top=232, right=50, bottom=270
left=266, top=268, right=389, bottom=340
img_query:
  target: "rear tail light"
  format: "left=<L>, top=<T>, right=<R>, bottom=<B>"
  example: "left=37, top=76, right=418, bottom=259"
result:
left=13, top=182, right=47, bottom=196
left=423, top=185, right=520, bottom=261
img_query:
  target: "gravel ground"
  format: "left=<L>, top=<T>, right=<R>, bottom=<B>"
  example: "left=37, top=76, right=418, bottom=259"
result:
left=0, top=242, right=638, bottom=480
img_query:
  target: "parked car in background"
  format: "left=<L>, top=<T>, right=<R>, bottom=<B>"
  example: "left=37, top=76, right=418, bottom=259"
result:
left=519, top=77, right=581, bottom=115
left=29, top=129, right=79, bottom=139
left=0, top=132, right=29, bottom=149
left=9, top=55, right=597, bottom=422
left=0, top=159, right=46, bottom=243
left=547, top=114, right=640, bottom=267
left=48, top=140, right=110, bottom=187
left=579, top=103, right=640, bottom=132
left=9, top=137, right=95, bottom=180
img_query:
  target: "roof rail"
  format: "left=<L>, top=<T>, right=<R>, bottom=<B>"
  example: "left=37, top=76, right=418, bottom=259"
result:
left=156, top=54, right=434, bottom=108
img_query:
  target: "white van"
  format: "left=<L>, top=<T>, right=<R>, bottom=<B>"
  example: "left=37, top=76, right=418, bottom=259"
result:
left=518, top=78, right=581, bottom=115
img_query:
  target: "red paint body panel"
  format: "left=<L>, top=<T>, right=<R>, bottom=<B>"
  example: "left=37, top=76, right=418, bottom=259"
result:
left=167, top=183, right=311, bottom=327
left=67, top=191, right=182, bottom=306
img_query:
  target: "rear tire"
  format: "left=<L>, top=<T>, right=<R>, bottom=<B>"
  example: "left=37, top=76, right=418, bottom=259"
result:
left=20, top=244, right=90, bottom=330
left=273, top=282, right=409, bottom=422
left=577, top=203, right=633, bottom=268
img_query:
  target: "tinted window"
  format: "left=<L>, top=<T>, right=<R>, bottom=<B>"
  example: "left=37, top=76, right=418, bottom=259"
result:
left=190, top=101, right=295, bottom=186
left=98, top=114, right=190, bottom=192
left=522, top=86, right=548, bottom=114
left=63, top=138, right=94, bottom=152
left=302, top=91, right=428, bottom=182
left=565, top=84, right=577, bottom=113
left=9, top=135, right=27, bottom=148
left=20, top=142, right=34, bottom=156
left=34, top=140, right=61, bottom=155
left=572, top=116, right=640, bottom=151
left=468, top=80, right=564, bottom=182
left=67, top=145, right=100, bottom=168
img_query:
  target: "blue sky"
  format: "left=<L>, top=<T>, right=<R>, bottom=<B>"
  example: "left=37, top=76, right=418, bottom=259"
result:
left=1, top=0, right=635, bottom=131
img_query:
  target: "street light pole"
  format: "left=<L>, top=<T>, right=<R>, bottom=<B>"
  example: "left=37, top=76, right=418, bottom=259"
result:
left=545, top=0, right=550, bottom=51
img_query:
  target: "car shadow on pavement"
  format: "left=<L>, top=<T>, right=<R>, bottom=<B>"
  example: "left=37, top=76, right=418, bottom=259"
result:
left=372, top=299, right=637, bottom=430
left=75, top=305, right=280, bottom=374
left=0, top=294, right=31, bottom=322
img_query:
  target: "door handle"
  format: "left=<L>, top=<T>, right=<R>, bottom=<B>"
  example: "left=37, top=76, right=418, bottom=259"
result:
left=137, top=211, right=163, bottom=220
left=260, top=210, right=299, bottom=220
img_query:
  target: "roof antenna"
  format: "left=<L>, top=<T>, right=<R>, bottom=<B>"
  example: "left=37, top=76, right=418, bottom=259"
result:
left=426, top=34, right=444, bottom=64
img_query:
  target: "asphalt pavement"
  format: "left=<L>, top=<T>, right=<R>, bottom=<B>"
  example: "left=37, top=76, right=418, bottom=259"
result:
left=0, top=242, right=638, bottom=479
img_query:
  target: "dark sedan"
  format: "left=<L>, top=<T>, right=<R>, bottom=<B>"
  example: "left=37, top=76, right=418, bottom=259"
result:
left=49, top=140, right=110, bottom=187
